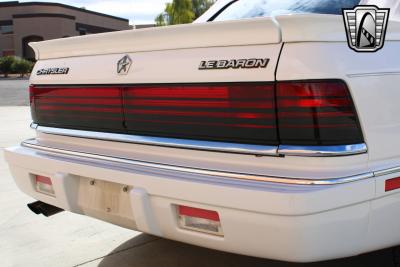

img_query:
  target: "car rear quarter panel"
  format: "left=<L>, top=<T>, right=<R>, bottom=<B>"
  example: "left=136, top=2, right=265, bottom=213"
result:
left=276, top=41, right=400, bottom=172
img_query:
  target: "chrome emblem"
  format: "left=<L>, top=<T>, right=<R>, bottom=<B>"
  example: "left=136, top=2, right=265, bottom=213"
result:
left=37, top=67, right=69, bottom=75
left=343, top=5, right=390, bottom=52
left=199, top=58, right=269, bottom=70
left=117, top=55, right=132, bottom=75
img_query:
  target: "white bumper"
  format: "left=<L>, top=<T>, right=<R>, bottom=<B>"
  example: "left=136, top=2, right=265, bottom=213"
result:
left=4, top=143, right=400, bottom=262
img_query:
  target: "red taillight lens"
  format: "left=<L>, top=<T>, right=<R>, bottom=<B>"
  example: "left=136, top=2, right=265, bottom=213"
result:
left=277, top=81, right=363, bottom=146
left=123, top=83, right=277, bottom=145
left=29, top=85, right=37, bottom=122
left=385, top=177, right=400, bottom=192
left=30, top=80, right=364, bottom=147
left=31, top=85, right=125, bottom=132
left=29, top=85, right=34, bottom=105
left=178, top=205, right=220, bottom=221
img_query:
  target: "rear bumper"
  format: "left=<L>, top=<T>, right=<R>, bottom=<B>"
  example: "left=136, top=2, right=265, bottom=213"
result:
left=4, top=141, right=400, bottom=262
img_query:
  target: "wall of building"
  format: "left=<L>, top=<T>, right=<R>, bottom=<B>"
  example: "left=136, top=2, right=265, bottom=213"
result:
left=0, top=1, right=130, bottom=58
left=13, top=16, right=77, bottom=58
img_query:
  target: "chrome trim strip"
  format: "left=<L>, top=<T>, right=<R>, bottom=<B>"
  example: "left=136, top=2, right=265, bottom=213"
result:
left=347, top=71, right=400, bottom=78
left=30, top=123, right=38, bottom=129
left=32, top=125, right=367, bottom=157
left=34, top=125, right=278, bottom=156
left=373, top=166, right=400, bottom=177
left=21, top=140, right=374, bottom=185
left=278, top=144, right=368, bottom=157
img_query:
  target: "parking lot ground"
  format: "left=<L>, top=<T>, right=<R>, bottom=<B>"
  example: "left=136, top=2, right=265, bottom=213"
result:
left=0, top=106, right=397, bottom=266
left=0, top=79, right=30, bottom=106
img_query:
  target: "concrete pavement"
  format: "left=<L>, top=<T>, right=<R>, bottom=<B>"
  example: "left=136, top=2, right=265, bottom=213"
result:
left=0, top=79, right=29, bottom=106
left=0, top=105, right=396, bottom=266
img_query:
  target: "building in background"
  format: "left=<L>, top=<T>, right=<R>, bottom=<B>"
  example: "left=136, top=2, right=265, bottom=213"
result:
left=0, top=1, right=130, bottom=60
left=134, top=24, right=156, bottom=29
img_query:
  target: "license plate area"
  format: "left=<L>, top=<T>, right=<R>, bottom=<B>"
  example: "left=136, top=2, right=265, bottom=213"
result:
left=77, top=177, right=136, bottom=229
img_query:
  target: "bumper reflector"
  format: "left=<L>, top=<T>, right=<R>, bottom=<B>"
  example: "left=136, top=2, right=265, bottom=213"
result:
left=385, top=177, right=400, bottom=192
left=177, top=205, right=223, bottom=236
left=35, top=175, right=55, bottom=196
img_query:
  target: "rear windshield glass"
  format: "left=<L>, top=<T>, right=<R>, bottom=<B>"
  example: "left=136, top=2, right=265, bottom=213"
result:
left=213, top=0, right=361, bottom=21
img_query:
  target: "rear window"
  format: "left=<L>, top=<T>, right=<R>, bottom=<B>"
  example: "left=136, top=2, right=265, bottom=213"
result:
left=213, top=0, right=361, bottom=21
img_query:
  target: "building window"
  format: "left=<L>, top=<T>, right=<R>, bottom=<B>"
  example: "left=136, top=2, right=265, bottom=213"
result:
left=1, top=25, right=13, bottom=34
left=78, top=27, right=87, bottom=35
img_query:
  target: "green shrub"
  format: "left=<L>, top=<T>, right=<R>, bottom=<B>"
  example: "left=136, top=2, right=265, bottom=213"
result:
left=0, top=56, right=16, bottom=78
left=12, top=58, right=34, bottom=77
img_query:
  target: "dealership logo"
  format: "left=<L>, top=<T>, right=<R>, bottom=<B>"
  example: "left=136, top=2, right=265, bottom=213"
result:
left=117, top=55, right=132, bottom=75
left=343, top=5, right=390, bottom=52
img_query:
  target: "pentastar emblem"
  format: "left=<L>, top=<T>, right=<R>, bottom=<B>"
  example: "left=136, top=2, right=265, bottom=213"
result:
left=117, top=55, right=132, bottom=75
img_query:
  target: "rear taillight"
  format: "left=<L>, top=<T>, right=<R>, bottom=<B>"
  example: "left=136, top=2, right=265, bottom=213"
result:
left=29, top=85, right=37, bottom=122
left=30, top=80, right=364, bottom=148
left=29, top=85, right=34, bottom=105
left=277, top=81, right=363, bottom=146
left=123, top=83, right=277, bottom=145
left=30, top=85, right=125, bottom=132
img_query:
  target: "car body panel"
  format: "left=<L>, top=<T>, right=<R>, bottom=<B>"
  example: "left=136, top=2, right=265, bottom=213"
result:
left=277, top=41, right=400, bottom=172
left=5, top=143, right=400, bottom=262
left=29, top=17, right=280, bottom=60
left=30, top=45, right=280, bottom=84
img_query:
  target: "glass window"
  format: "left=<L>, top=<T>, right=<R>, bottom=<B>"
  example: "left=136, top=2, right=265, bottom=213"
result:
left=360, top=0, right=400, bottom=20
left=77, top=27, right=87, bottom=35
left=1, top=25, right=13, bottom=34
left=213, top=0, right=361, bottom=21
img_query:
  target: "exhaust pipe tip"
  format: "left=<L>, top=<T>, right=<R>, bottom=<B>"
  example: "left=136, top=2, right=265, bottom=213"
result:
left=27, top=201, right=64, bottom=217
left=27, top=201, right=43, bottom=215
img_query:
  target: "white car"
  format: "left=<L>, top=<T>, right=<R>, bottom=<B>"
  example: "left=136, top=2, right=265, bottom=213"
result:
left=5, top=0, right=400, bottom=262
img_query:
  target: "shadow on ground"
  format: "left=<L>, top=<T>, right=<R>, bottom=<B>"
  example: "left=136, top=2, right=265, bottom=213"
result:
left=96, top=233, right=396, bottom=267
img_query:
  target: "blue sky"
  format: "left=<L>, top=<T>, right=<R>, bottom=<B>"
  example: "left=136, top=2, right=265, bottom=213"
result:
left=2, top=0, right=170, bottom=24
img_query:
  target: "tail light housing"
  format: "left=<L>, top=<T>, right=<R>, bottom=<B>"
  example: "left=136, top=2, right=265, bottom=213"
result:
left=29, top=80, right=364, bottom=150
left=30, top=85, right=125, bottom=132
left=277, top=80, right=363, bottom=146
left=123, top=83, right=277, bottom=145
